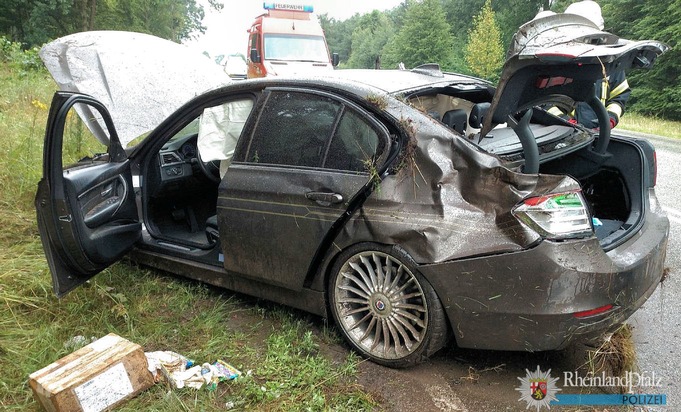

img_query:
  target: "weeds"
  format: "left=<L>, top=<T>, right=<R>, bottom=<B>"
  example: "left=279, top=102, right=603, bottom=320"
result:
left=394, top=116, right=427, bottom=198
left=580, top=324, right=638, bottom=393
left=0, top=36, right=43, bottom=74
left=394, top=116, right=417, bottom=173
left=363, top=157, right=381, bottom=192
left=365, top=93, right=388, bottom=111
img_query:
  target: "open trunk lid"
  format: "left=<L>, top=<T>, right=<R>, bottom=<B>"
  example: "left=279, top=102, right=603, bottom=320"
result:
left=478, top=14, right=668, bottom=250
left=481, top=14, right=668, bottom=139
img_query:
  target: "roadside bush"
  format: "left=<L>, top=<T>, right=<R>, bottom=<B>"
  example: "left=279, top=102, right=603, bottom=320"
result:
left=0, top=36, right=44, bottom=74
left=0, top=36, right=20, bottom=60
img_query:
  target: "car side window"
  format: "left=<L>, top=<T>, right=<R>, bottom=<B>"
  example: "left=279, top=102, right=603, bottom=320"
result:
left=324, top=108, right=380, bottom=172
left=246, top=91, right=342, bottom=167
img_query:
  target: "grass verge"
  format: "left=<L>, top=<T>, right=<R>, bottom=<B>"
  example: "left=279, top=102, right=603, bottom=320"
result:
left=618, top=112, right=681, bottom=140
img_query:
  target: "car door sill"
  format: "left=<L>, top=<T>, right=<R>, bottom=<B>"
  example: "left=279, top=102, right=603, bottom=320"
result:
left=127, top=248, right=327, bottom=317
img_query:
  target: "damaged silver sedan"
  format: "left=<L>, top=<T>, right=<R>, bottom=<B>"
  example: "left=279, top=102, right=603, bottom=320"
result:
left=36, top=17, right=669, bottom=367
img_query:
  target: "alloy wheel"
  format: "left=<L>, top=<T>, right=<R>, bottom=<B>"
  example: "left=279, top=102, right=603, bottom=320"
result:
left=333, top=251, right=428, bottom=360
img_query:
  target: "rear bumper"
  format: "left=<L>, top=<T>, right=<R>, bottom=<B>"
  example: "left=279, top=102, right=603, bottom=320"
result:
left=419, top=199, right=669, bottom=351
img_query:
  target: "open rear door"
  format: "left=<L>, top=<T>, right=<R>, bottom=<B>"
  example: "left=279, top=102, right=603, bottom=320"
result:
left=35, top=92, right=141, bottom=297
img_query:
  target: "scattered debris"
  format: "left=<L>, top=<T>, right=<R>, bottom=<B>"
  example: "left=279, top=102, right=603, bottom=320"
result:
left=146, top=351, right=241, bottom=390
left=460, top=366, right=480, bottom=383
left=459, top=364, right=505, bottom=384
left=32, top=337, right=245, bottom=412
left=145, top=350, right=188, bottom=382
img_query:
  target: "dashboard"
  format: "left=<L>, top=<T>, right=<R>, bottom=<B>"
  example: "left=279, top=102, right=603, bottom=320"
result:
left=158, top=133, right=197, bottom=182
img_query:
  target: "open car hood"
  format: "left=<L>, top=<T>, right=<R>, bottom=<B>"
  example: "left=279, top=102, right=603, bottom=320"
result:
left=40, top=31, right=232, bottom=147
left=481, top=14, right=668, bottom=137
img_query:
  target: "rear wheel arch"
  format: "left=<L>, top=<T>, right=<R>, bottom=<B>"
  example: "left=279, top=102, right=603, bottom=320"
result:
left=326, top=241, right=450, bottom=367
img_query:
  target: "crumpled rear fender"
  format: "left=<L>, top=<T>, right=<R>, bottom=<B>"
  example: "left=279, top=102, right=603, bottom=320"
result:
left=308, top=102, right=581, bottom=290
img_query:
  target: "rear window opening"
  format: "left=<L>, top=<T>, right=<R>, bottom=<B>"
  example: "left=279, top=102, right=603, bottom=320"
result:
left=407, top=90, right=592, bottom=162
left=407, top=87, right=494, bottom=139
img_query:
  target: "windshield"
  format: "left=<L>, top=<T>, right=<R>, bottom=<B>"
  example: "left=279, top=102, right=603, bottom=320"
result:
left=263, top=34, right=329, bottom=62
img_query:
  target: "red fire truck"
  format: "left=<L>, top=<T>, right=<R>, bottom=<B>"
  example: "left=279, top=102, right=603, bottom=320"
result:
left=247, top=2, right=339, bottom=78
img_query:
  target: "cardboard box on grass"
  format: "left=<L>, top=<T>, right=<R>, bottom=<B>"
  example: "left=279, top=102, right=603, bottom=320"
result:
left=29, top=333, right=154, bottom=412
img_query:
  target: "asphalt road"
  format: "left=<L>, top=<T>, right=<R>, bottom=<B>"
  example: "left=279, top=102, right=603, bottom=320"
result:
left=624, top=130, right=681, bottom=410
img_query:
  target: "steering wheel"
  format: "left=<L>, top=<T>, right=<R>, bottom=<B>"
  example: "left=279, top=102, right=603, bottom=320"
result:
left=196, top=147, right=221, bottom=183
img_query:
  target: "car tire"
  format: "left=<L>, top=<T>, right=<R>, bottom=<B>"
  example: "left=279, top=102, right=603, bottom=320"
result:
left=328, top=243, right=448, bottom=367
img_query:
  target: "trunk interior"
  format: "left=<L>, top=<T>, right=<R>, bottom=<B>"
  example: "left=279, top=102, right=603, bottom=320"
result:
left=539, top=137, right=648, bottom=250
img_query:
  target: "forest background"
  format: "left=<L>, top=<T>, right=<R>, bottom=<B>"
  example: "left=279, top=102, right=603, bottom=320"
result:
left=1, top=0, right=678, bottom=119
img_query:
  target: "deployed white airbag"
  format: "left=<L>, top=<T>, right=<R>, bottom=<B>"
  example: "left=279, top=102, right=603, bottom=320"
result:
left=197, top=99, right=254, bottom=176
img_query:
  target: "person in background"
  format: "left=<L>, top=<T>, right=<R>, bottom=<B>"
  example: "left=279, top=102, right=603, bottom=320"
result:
left=546, top=0, right=630, bottom=130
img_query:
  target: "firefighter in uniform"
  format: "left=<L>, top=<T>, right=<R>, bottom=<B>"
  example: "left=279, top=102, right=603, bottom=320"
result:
left=547, top=1, right=631, bottom=130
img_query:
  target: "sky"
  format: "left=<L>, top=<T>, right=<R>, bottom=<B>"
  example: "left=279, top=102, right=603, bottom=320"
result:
left=184, top=0, right=404, bottom=58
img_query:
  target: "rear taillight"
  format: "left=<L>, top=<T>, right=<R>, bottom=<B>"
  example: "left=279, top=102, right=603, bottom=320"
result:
left=512, top=191, right=593, bottom=240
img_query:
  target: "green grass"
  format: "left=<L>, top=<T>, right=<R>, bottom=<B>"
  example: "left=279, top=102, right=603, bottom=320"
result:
left=618, top=112, right=681, bottom=139
left=0, top=60, right=374, bottom=411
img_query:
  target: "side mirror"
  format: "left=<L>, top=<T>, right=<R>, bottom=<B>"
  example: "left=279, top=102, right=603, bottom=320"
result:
left=250, top=48, right=261, bottom=64
left=332, top=52, right=339, bottom=67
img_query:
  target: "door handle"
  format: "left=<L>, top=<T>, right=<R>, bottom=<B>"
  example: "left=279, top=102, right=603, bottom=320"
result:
left=100, top=185, right=113, bottom=197
left=305, top=191, right=343, bottom=207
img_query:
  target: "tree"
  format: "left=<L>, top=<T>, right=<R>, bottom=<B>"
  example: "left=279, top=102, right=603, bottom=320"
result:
left=381, top=0, right=455, bottom=70
left=346, top=11, right=395, bottom=69
left=95, top=0, right=207, bottom=42
left=494, top=0, right=548, bottom=46
left=628, top=0, right=681, bottom=120
left=319, top=13, right=360, bottom=64
left=0, top=0, right=87, bottom=46
left=441, top=0, right=548, bottom=52
left=464, top=0, right=503, bottom=82
left=599, top=0, right=637, bottom=36
left=441, top=0, right=485, bottom=41
left=439, top=0, right=549, bottom=73
left=601, top=0, right=681, bottom=120
left=0, top=0, right=218, bottom=47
